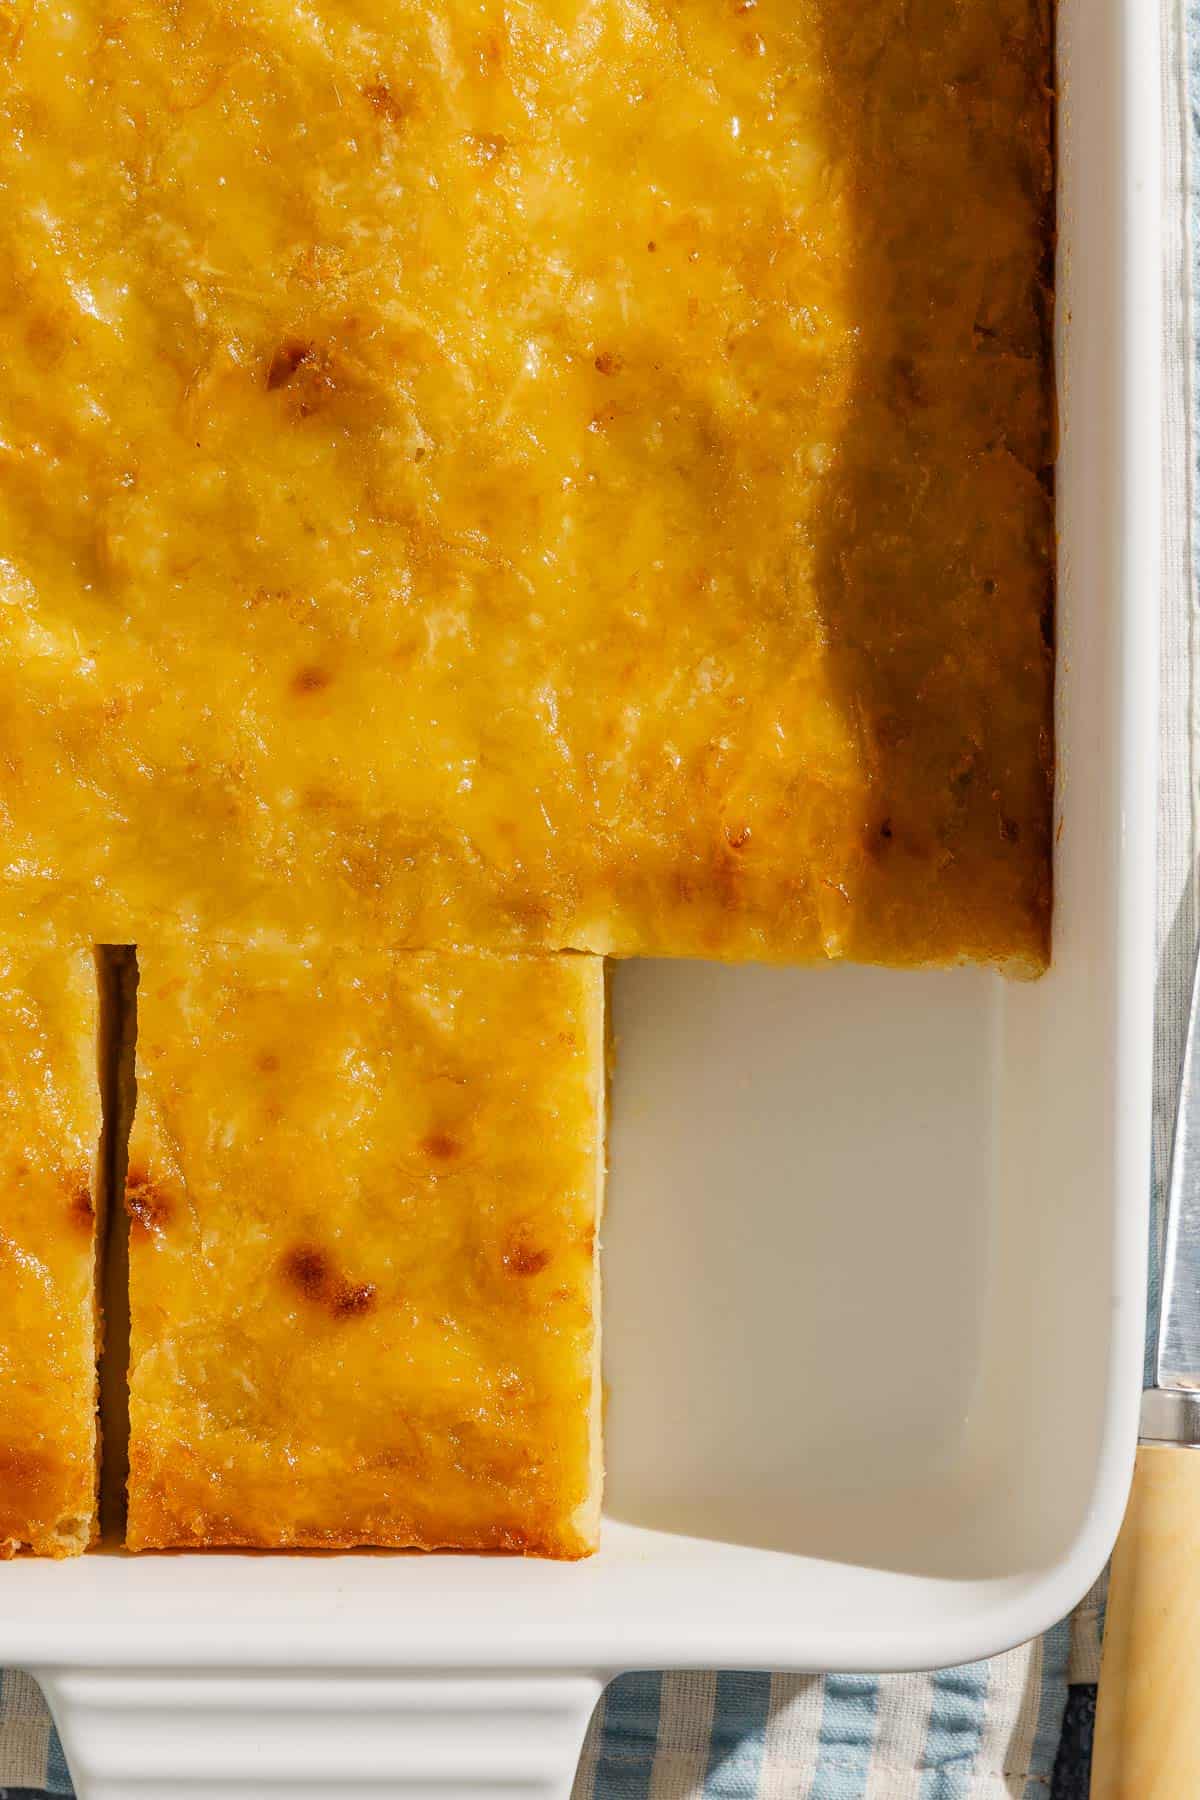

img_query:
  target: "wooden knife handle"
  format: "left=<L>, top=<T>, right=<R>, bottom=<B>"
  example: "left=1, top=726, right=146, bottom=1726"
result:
left=1092, top=1444, right=1200, bottom=1798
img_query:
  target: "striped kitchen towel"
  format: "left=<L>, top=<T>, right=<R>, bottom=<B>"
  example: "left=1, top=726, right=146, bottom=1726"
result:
left=0, top=0, right=1191, bottom=1793
left=572, top=1638, right=1076, bottom=1800
left=0, top=1670, right=73, bottom=1798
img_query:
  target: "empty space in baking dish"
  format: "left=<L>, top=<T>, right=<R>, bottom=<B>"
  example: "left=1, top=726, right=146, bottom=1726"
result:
left=601, top=945, right=1123, bottom=1588
left=602, top=959, right=996, bottom=1565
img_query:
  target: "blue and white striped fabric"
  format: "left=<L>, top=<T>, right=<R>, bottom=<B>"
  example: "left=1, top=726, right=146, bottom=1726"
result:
left=571, top=1628, right=1079, bottom=1800
left=0, top=1669, right=73, bottom=1796
left=0, top=0, right=1193, bottom=1791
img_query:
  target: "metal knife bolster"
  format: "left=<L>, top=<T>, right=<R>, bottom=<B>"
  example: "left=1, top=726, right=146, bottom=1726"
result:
left=1146, top=945, right=1200, bottom=1447
left=1141, top=1387, right=1200, bottom=1445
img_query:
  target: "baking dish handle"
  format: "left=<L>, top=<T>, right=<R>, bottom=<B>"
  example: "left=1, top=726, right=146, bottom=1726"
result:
left=38, top=1666, right=605, bottom=1799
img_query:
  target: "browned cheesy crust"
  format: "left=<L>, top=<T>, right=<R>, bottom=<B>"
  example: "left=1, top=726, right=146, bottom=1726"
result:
left=0, top=0, right=1052, bottom=970
left=125, top=945, right=604, bottom=1555
left=0, top=947, right=103, bottom=1557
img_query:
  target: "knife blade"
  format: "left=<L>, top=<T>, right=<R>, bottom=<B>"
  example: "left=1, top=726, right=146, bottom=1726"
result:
left=1150, top=936, right=1200, bottom=1422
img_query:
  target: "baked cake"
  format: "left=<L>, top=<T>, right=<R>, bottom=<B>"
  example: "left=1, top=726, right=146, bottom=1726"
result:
left=0, top=0, right=1055, bottom=1558
left=0, top=0, right=1052, bottom=969
left=0, top=947, right=103, bottom=1557
left=125, top=944, right=604, bottom=1555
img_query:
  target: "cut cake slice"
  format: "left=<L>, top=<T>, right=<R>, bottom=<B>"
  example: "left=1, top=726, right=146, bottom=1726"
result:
left=126, top=943, right=604, bottom=1556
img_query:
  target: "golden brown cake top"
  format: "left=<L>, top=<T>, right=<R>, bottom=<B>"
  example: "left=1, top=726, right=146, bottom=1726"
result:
left=0, top=946, right=102, bottom=1558
left=126, top=944, right=603, bottom=1555
left=0, top=0, right=1051, bottom=967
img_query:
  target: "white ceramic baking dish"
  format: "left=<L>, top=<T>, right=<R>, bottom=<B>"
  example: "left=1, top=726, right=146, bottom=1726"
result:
left=0, top=3, right=1159, bottom=1794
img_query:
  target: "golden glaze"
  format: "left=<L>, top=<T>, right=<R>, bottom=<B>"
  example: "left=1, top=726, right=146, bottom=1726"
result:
left=0, top=947, right=102, bottom=1557
left=125, top=945, right=603, bottom=1555
left=0, top=0, right=1052, bottom=968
